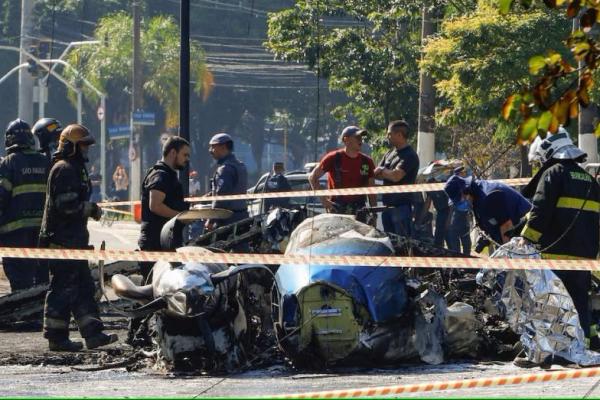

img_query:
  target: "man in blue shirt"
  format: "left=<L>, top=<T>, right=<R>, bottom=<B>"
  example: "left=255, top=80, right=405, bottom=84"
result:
left=206, top=133, right=248, bottom=231
left=444, top=175, right=531, bottom=246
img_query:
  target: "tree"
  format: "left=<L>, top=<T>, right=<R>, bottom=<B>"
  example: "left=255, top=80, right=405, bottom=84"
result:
left=421, top=0, right=569, bottom=172
left=266, top=1, right=423, bottom=137
left=63, top=12, right=212, bottom=129
left=497, top=0, right=600, bottom=144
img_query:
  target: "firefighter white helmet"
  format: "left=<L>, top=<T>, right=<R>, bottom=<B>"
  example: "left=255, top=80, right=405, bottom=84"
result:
left=532, top=127, right=587, bottom=164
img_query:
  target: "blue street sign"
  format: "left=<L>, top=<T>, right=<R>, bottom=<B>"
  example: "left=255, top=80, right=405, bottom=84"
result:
left=108, top=125, right=131, bottom=139
left=131, top=110, right=156, bottom=126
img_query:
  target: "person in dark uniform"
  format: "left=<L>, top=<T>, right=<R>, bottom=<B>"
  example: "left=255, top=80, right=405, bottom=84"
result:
left=427, top=186, right=451, bottom=248
left=263, top=162, right=291, bottom=211
left=446, top=167, right=472, bottom=255
left=138, top=136, right=190, bottom=278
left=32, top=118, right=62, bottom=161
left=375, top=120, right=420, bottom=236
left=521, top=128, right=599, bottom=339
left=444, top=174, right=531, bottom=247
left=0, top=119, right=50, bottom=291
left=40, top=124, right=117, bottom=351
left=128, top=136, right=190, bottom=346
left=205, top=133, right=248, bottom=230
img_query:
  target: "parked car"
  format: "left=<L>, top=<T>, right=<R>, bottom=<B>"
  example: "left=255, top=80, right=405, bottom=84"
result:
left=247, top=169, right=327, bottom=217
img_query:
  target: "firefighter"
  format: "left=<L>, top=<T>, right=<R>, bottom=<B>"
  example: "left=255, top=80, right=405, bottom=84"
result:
left=0, top=119, right=50, bottom=291
left=32, top=118, right=62, bottom=161
left=521, top=128, right=599, bottom=339
left=40, top=124, right=117, bottom=351
left=309, top=126, right=376, bottom=216
left=206, top=133, right=248, bottom=230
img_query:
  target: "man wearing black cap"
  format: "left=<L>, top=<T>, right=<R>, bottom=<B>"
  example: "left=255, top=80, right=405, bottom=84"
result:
left=444, top=174, right=531, bottom=248
left=206, top=133, right=248, bottom=230
left=309, top=126, right=376, bottom=216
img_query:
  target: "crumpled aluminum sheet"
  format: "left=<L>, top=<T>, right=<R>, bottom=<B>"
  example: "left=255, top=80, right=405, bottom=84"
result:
left=478, top=237, right=600, bottom=366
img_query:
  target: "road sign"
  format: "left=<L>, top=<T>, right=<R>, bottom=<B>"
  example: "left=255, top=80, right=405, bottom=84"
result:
left=108, top=125, right=130, bottom=139
left=97, top=106, right=105, bottom=121
left=131, top=110, right=155, bottom=126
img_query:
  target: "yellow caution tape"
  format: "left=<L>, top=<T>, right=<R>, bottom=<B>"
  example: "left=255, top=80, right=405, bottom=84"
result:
left=276, top=366, right=600, bottom=398
left=0, top=247, right=597, bottom=271
left=99, top=178, right=531, bottom=207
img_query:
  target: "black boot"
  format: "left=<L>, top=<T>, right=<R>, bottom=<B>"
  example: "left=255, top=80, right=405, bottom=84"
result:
left=48, top=339, right=84, bottom=352
left=85, top=332, right=118, bottom=349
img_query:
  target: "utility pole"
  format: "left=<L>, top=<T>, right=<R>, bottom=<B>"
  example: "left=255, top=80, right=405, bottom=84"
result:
left=573, top=18, right=599, bottom=164
left=18, top=0, right=35, bottom=123
left=130, top=0, right=143, bottom=201
left=567, top=17, right=599, bottom=164
left=579, top=105, right=599, bottom=164
left=179, top=0, right=190, bottom=196
left=417, top=7, right=436, bottom=168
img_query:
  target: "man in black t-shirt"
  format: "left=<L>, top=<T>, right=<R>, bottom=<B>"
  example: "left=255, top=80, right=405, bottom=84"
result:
left=374, top=120, right=419, bottom=236
left=138, top=136, right=190, bottom=276
left=129, top=137, right=190, bottom=346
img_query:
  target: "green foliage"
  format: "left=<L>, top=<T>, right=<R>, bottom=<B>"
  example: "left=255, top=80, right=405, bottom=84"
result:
left=422, top=1, right=569, bottom=134
left=63, top=12, right=209, bottom=126
left=266, top=0, right=425, bottom=142
left=498, top=0, right=600, bottom=140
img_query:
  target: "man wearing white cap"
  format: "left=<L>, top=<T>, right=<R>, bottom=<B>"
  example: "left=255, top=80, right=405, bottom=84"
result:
left=309, top=125, right=376, bottom=216
left=206, top=133, right=248, bottom=230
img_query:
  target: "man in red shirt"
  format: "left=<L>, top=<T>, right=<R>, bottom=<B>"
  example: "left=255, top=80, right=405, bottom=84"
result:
left=309, top=126, right=376, bottom=215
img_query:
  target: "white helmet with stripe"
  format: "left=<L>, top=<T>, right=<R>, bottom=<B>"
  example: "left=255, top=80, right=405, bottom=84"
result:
left=532, top=127, right=587, bottom=164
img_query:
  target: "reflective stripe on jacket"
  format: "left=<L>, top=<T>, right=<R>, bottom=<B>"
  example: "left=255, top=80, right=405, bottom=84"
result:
left=39, top=156, right=92, bottom=248
left=521, top=160, right=600, bottom=259
left=0, top=150, right=49, bottom=235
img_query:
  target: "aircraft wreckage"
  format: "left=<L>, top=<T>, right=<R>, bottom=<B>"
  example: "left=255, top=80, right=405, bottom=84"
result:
left=1, top=206, right=600, bottom=371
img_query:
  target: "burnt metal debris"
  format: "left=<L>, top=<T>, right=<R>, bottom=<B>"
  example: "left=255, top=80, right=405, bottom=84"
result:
left=1, top=206, right=598, bottom=373
left=0, top=260, right=139, bottom=328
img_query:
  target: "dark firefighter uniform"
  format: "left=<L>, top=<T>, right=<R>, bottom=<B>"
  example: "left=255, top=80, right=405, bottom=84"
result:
left=0, top=119, right=50, bottom=291
left=209, top=134, right=248, bottom=228
left=521, top=129, right=600, bottom=337
left=40, top=124, right=117, bottom=351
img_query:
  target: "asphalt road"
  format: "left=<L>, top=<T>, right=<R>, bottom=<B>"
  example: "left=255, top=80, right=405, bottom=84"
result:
left=0, top=220, right=599, bottom=397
